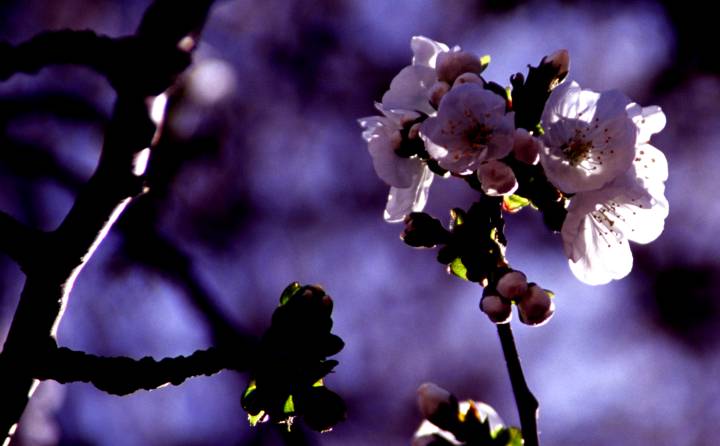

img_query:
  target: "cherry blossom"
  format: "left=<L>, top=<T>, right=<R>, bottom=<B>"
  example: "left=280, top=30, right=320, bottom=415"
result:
left=560, top=144, right=668, bottom=285
left=359, top=107, right=434, bottom=223
left=420, top=84, right=514, bottom=174
left=540, top=81, right=637, bottom=193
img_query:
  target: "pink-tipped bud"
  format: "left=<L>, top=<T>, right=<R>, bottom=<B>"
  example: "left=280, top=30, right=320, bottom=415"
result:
left=436, top=51, right=484, bottom=84
left=540, top=49, right=570, bottom=86
left=477, top=160, right=518, bottom=197
left=417, top=383, right=460, bottom=431
left=480, top=294, right=512, bottom=324
left=453, top=72, right=483, bottom=87
left=428, top=81, right=450, bottom=108
left=496, top=271, right=528, bottom=299
left=512, top=128, right=541, bottom=165
left=518, top=284, right=555, bottom=326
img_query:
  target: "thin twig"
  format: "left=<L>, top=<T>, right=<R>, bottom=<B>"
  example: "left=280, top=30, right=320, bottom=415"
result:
left=496, top=322, right=539, bottom=446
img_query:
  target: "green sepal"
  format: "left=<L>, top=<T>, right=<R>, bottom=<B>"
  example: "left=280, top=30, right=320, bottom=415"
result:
left=449, top=258, right=468, bottom=281
left=283, top=395, right=295, bottom=414
left=248, top=411, right=266, bottom=427
left=280, top=282, right=302, bottom=306
left=503, top=194, right=531, bottom=213
left=479, top=54, right=491, bottom=73
left=496, top=427, right=523, bottom=446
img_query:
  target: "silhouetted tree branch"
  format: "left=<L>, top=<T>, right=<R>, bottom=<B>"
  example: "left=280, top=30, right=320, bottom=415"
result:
left=33, top=344, right=253, bottom=396
left=0, top=0, right=217, bottom=443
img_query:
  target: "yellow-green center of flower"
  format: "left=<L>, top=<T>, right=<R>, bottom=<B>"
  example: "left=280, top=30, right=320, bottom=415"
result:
left=561, top=136, right=593, bottom=166
left=467, top=123, right=492, bottom=149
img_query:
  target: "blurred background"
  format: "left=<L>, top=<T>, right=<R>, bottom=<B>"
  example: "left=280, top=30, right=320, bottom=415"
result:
left=1, top=0, right=719, bottom=444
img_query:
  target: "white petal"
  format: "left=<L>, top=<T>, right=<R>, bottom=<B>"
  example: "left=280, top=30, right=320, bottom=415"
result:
left=382, top=65, right=437, bottom=115
left=384, top=165, right=434, bottom=223
left=411, top=36, right=450, bottom=68
left=563, top=210, right=634, bottom=285
left=369, top=143, right=423, bottom=188
left=542, top=81, right=590, bottom=125
left=632, top=143, right=668, bottom=185
left=627, top=103, right=666, bottom=143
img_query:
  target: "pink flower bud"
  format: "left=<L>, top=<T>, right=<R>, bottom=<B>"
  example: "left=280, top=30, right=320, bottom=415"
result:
left=496, top=271, right=528, bottom=299
left=512, top=128, right=541, bottom=165
left=480, top=294, right=512, bottom=324
left=428, top=81, right=450, bottom=108
left=518, top=285, right=555, bottom=326
left=417, top=383, right=460, bottom=431
left=453, top=72, right=483, bottom=87
left=541, top=49, right=570, bottom=85
left=477, top=160, right=518, bottom=196
left=436, top=51, right=484, bottom=84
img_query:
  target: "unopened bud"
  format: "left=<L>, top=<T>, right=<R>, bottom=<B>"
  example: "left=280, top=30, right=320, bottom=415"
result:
left=417, top=383, right=459, bottom=430
left=540, top=49, right=569, bottom=88
left=402, top=213, right=449, bottom=248
left=453, top=72, right=483, bottom=87
left=496, top=270, right=528, bottom=299
left=518, top=284, right=555, bottom=326
left=428, top=81, right=450, bottom=108
left=512, top=128, right=541, bottom=165
left=477, top=160, right=518, bottom=196
left=408, top=122, right=422, bottom=140
left=480, top=294, right=512, bottom=324
left=436, top=51, right=484, bottom=84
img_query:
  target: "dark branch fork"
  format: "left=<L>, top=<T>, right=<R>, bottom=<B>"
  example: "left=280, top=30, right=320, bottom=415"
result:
left=0, top=1, right=226, bottom=443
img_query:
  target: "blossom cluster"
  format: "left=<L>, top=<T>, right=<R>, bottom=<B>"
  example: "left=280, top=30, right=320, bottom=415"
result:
left=360, top=36, right=668, bottom=322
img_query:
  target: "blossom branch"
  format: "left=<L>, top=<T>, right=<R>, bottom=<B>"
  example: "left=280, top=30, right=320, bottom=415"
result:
left=496, top=323, right=539, bottom=446
left=32, top=344, right=254, bottom=396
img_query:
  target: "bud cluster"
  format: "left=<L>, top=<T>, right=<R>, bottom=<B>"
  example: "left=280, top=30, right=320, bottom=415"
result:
left=480, top=270, right=555, bottom=326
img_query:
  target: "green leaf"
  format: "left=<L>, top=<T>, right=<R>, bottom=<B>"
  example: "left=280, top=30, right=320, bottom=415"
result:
left=283, top=395, right=295, bottom=414
left=449, top=258, right=468, bottom=281
left=280, top=282, right=302, bottom=306
left=503, top=194, right=531, bottom=213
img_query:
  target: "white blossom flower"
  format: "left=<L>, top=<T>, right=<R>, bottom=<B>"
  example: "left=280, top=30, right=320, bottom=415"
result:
left=477, top=160, right=518, bottom=196
left=561, top=143, right=669, bottom=285
left=540, top=80, right=637, bottom=193
left=420, top=84, right=514, bottom=174
left=359, top=107, right=434, bottom=223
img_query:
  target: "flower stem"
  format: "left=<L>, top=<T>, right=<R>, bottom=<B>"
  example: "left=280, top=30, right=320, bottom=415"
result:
left=496, top=322, right=539, bottom=446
